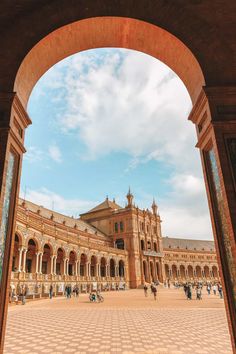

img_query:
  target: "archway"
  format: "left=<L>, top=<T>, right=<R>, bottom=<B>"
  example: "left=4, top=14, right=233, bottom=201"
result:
left=180, top=265, right=185, bottom=280
left=68, top=251, right=76, bottom=276
left=90, top=255, right=97, bottom=277
left=150, top=262, right=154, bottom=281
left=143, top=261, right=148, bottom=282
left=156, top=262, right=160, bottom=280
left=56, top=248, right=65, bottom=275
left=171, top=265, right=177, bottom=280
left=212, top=266, right=218, bottom=279
left=26, top=239, right=38, bottom=274
left=100, top=257, right=107, bottom=277
left=0, top=9, right=235, bottom=353
left=196, top=266, right=202, bottom=278
left=141, top=240, right=145, bottom=251
left=119, top=260, right=125, bottom=277
left=165, top=264, right=170, bottom=279
left=110, top=259, right=116, bottom=278
left=80, top=254, right=87, bottom=276
left=42, top=244, right=52, bottom=275
left=204, top=266, right=210, bottom=279
left=187, top=265, right=194, bottom=279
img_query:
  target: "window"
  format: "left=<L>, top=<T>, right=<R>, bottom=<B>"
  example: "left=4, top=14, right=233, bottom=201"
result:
left=147, top=241, right=151, bottom=250
left=141, top=239, right=145, bottom=250
left=114, top=222, right=119, bottom=233
left=120, top=221, right=124, bottom=232
left=154, top=242, right=157, bottom=252
left=116, top=238, right=124, bottom=250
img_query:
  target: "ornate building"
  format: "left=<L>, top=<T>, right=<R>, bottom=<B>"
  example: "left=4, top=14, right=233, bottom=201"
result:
left=10, top=191, right=220, bottom=298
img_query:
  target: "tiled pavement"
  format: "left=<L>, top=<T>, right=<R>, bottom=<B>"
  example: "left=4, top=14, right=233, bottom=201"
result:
left=3, top=288, right=233, bottom=354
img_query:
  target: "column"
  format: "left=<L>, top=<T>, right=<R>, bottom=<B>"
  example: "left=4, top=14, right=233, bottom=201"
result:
left=87, top=262, right=90, bottom=277
left=50, top=255, right=54, bottom=274
left=22, top=249, right=27, bottom=272
left=54, top=256, right=57, bottom=275
left=77, top=260, right=80, bottom=276
left=18, top=247, right=23, bottom=272
left=35, top=252, right=39, bottom=274
left=66, top=259, right=69, bottom=276
left=63, top=258, right=66, bottom=275
left=106, top=264, right=110, bottom=277
left=39, top=253, right=43, bottom=274
left=189, top=86, right=236, bottom=346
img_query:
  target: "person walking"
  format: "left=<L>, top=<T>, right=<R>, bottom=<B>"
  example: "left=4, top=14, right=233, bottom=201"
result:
left=152, top=285, right=157, bottom=301
left=187, top=284, right=192, bottom=300
left=213, top=284, right=217, bottom=295
left=207, top=283, right=211, bottom=295
left=144, top=284, right=148, bottom=297
left=196, top=286, right=202, bottom=300
left=218, top=284, right=223, bottom=299
left=49, top=284, right=53, bottom=299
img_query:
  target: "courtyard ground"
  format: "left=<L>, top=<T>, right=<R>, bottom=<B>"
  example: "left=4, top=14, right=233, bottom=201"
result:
left=3, top=287, right=232, bottom=354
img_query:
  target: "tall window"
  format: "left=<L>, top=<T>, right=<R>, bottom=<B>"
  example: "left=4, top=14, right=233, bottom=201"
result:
left=147, top=241, right=151, bottom=250
left=120, top=221, right=124, bottom=232
left=141, top=239, right=145, bottom=250
left=114, top=222, right=119, bottom=233
left=154, top=242, right=157, bottom=252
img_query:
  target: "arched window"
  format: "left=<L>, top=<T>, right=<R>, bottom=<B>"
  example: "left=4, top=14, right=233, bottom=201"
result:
left=147, top=241, right=151, bottom=250
left=115, top=238, right=124, bottom=250
left=154, top=242, right=157, bottom=252
left=120, top=221, right=124, bottom=232
left=114, top=222, right=119, bottom=233
left=141, top=239, right=145, bottom=250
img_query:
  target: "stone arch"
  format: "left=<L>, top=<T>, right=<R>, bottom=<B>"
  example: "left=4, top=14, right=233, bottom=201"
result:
left=100, top=257, right=107, bottom=277
left=68, top=251, right=77, bottom=276
left=180, top=265, right=186, bottom=279
left=42, top=243, right=53, bottom=275
left=119, top=260, right=125, bottom=277
left=171, top=264, right=178, bottom=280
left=143, top=260, right=148, bottom=283
left=12, top=233, right=23, bottom=272
left=212, top=265, right=218, bottom=278
left=204, top=265, right=210, bottom=278
left=150, top=262, right=154, bottom=281
left=196, top=265, right=202, bottom=278
left=14, top=17, right=205, bottom=110
left=90, top=255, right=97, bottom=277
left=56, top=247, right=65, bottom=275
left=80, top=253, right=87, bottom=276
left=26, top=238, right=40, bottom=274
left=164, top=264, right=170, bottom=279
left=110, top=258, right=116, bottom=278
left=187, top=265, right=194, bottom=278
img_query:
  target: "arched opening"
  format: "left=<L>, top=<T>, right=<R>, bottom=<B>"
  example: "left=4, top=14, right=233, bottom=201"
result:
left=56, top=248, right=65, bottom=275
left=204, top=265, right=210, bottom=278
left=42, top=244, right=52, bottom=274
left=150, top=262, right=154, bottom=282
left=180, top=265, right=185, bottom=279
left=153, top=242, right=157, bottom=252
left=26, top=239, right=38, bottom=273
left=100, top=257, right=107, bottom=277
left=69, top=251, right=76, bottom=276
left=119, top=260, right=125, bottom=277
left=196, top=266, right=202, bottom=278
left=212, top=266, right=218, bottom=278
left=156, top=262, right=160, bottom=280
left=12, top=234, right=22, bottom=272
left=90, top=255, right=97, bottom=277
left=171, top=265, right=177, bottom=280
left=187, top=265, right=194, bottom=279
left=115, top=239, right=124, bottom=250
left=165, top=264, right=169, bottom=279
left=140, top=239, right=145, bottom=251
left=80, top=253, right=87, bottom=276
left=110, top=259, right=115, bottom=278
left=143, top=261, right=148, bottom=282
left=147, top=241, right=151, bottom=250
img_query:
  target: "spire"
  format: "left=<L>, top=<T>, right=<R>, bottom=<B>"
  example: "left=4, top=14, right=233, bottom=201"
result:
left=126, top=186, right=134, bottom=207
left=152, top=198, right=158, bottom=215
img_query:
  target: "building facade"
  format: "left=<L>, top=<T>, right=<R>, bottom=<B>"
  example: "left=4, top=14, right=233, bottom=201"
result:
left=10, top=191, right=220, bottom=298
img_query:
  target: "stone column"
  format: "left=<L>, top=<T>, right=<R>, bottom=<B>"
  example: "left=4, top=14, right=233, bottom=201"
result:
left=189, top=86, right=236, bottom=347
left=50, top=256, right=54, bottom=275
left=54, top=256, right=57, bottom=275
left=18, top=247, right=23, bottom=272
left=75, top=261, right=78, bottom=276
left=35, top=252, right=39, bottom=274
left=66, top=259, right=69, bottom=276
left=63, top=258, right=67, bottom=275
left=39, top=253, right=43, bottom=274
left=22, top=249, right=27, bottom=272
left=77, top=260, right=80, bottom=276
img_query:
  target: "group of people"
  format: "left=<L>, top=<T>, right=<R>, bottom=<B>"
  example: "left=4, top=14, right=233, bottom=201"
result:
left=183, top=282, right=223, bottom=300
left=10, top=286, right=27, bottom=305
left=89, top=291, right=104, bottom=303
left=144, top=282, right=159, bottom=300
left=64, top=285, right=80, bottom=299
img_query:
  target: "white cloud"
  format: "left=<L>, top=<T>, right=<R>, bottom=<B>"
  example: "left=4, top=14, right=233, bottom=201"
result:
left=21, top=187, right=95, bottom=217
left=48, top=144, right=62, bottom=163
left=24, top=146, right=43, bottom=163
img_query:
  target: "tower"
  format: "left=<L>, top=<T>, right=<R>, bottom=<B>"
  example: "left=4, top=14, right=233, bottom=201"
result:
left=152, top=198, right=158, bottom=215
left=126, top=187, right=134, bottom=207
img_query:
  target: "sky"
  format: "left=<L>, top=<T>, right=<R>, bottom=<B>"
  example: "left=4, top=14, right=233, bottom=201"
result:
left=20, top=48, right=213, bottom=240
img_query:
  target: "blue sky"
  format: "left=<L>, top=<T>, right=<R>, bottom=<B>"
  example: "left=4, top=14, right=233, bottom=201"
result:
left=21, top=48, right=213, bottom=239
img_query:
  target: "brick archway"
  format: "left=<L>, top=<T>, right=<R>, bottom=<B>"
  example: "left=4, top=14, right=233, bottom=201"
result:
left=0, top=5, right=235, bottom=353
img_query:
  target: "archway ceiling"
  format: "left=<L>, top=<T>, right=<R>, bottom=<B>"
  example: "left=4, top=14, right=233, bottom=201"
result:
left=0, top=0, right=235, bottom=104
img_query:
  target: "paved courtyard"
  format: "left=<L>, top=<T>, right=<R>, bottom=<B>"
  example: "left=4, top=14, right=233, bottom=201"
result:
left=3, top=287, right=232, bottom=354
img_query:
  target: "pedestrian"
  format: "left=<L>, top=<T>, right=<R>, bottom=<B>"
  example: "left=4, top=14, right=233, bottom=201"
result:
left=196, top=286, right=202, bottom=300
left=206, top=283, right=211, bottom=295
left=213, top=284, right=217, bottom=295
left=187, top=284, right=192, bottom=300
left=218, top=284, right=223, bottom=299
left=49, top=284, right=53, bottom=299
left=21, top=287, right=26, bottom=305
left=152, top=285, right=157, bottom=300
left=144, top=284, right=148, bottom=297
